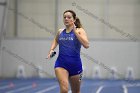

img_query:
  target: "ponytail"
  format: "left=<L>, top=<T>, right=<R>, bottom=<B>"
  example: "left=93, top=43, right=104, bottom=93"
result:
left=74, top=17, right=82, bottom=28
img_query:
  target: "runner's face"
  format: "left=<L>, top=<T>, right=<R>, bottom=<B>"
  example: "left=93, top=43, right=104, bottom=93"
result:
left=63, top=12, right=75, bottom=27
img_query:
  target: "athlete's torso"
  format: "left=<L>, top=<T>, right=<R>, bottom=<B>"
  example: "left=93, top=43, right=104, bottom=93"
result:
left=58, top=29, right=81, bottom=57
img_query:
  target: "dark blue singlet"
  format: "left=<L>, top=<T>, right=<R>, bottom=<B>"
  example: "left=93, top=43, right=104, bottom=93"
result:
left=54, top=29, right=83, bottom=76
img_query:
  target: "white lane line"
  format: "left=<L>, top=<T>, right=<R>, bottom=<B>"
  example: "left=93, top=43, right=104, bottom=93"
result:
left=125, top=83, right=140, bottom=87
left=0, top=83, right=26, bottom=90
left=96, top=86, right=103, bottom=93
left=35, top=85, right=58, bottom=93
left=0, top=85, right=9, bottom=90
left=0, top=82, right=36, bottom=90
left=6, top=85, right=32, bottom=93
left=123, top=85, right=128, bottom=93
left=0, top=82, right=29, bottom=90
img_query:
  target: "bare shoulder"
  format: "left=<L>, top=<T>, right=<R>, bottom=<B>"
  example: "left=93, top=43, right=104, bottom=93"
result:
left=55, top=28, right=64, bottom=40
left=76, top=28, right=86, bottom=33
left=58, top=28, right=65, bottom=35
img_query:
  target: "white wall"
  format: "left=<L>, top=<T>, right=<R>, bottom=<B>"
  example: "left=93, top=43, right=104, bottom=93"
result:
left=6, top=0, right=140, bottom=40
left=1, top=39, right=57, bottom=78
left=17, top=0, right=55, bottom=38
left=58, top=0, right=140, bottom=40
left=1, top=39, right=140, bottom=79
left=82, top=40, right=140, bottom=79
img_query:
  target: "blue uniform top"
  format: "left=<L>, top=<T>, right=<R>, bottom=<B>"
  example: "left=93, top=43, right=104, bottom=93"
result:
left=55, top=29, right=83, bottom=76
left=58, top=29, right=81, bottom=57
